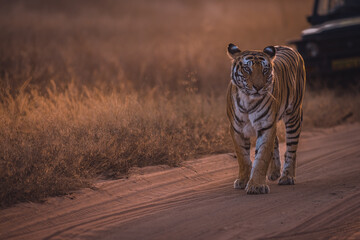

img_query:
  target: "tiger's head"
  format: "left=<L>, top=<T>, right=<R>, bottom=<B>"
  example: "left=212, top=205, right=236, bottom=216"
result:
left=227, top=43, right=276, bottom=97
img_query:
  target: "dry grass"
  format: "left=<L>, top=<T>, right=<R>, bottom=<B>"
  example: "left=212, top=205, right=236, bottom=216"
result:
left=1, top=0, right=360, bottom=207
left=303, top=89, right=360, bottom=128
left=0, top=82, right=232, bottom=207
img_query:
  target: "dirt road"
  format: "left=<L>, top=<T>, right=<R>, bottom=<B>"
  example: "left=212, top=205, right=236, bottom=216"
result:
left=1, top=124, right=360, bottom=240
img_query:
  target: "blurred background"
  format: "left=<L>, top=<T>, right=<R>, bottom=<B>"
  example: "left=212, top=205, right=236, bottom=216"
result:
left=0, top=0, right=314, bottom=93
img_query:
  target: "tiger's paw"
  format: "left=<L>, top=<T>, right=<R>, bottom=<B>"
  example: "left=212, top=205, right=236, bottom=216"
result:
left=268, top=170, right=281, bottom=181
left=245, top=180, right=270, bottom=194
left=267, top=158, right=281, bottom=181
left=234, top=178, right=248, bottom=189
left=278, top=175, right=295, bottom=185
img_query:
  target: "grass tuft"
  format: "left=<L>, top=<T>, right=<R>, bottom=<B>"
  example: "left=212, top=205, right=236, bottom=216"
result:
left=0, top=84, right=232, bottom=207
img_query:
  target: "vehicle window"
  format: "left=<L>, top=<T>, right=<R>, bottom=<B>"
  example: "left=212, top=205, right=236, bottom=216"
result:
left=317, top=0, right=345, bottom=15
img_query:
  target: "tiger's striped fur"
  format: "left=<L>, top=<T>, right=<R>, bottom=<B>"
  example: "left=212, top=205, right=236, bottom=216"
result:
left=226, top=44, right=306, bottom=194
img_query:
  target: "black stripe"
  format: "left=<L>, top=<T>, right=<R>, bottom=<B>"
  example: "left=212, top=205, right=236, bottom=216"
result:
left=248, top=96, right=266, bottom=114
left=286, top=118, right=300, bottom=129
left=254, top=102, right=272, bottom=122
left=228, top=98, right=243, bottom=125
left=287, top=111, right=300, bottom=124
left=238, top=105, right=246, bottom=113
left=239, top=144, right=250, bottom=150
left=257, top=122, right=274, bottom=133
left=234, top=114, right=243, bottom=125
left=230, top=123, right=241, bottom=135
left=287, top=133, right=300, bottom=140
left=236, top=94, right=247, bottom=113
left=286, top=124, right=299, bottom=135
left=231, top=63, right=236, bottom=80
left=281, top=51, right=297, bottom=65
left=284, top=84, right=290, bottom=111
left=286, top=141, right=298, bottom=146
left=278, top=111, right=284, bottom=121
left=256, top=95, right=271, bottom=113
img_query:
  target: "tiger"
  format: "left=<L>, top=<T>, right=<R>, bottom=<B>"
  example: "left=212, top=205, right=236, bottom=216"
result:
left=226, top=43, right=306, bottom=194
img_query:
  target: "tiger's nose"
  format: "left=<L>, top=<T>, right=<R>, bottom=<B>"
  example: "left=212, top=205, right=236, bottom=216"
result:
left=253, top=85, right=262, bottom=91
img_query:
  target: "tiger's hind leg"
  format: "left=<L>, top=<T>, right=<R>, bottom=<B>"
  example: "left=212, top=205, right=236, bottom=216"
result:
left=267, top=135, right=281, bottom=181
left=279, top=110, right=302, bottom=185
left=231, top=130, right=252, bottom=189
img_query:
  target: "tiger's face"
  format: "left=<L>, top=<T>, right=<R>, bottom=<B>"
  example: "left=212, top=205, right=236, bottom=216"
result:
left=228, top=43, right=276, bottom=97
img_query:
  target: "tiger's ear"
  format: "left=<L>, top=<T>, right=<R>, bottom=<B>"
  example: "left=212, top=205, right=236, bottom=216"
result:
left=263, top=46, right=276, bottom=58
left=227, top=43, right=241, bottom=59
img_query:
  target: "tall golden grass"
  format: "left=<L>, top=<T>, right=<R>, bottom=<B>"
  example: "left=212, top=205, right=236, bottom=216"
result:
left=0, top=81, right=233, bottom=206
left=1, top=0, right=360, bottom=207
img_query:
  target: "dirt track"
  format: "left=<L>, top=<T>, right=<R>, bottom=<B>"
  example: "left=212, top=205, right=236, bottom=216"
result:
left=1, top=124, right=360, bottom=240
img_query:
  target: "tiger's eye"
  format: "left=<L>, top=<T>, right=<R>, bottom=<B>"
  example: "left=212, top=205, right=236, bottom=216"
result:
left=244, top=67, right=251, bottom=73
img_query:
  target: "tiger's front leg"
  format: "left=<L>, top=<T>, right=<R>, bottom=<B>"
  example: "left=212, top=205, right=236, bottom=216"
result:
left=246, top=125, right=276, bottom=194
left=230, top=130, right=252, bottom=189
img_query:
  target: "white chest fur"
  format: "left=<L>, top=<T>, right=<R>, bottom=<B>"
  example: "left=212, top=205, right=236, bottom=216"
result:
left=232, top=89, right=275, bottom=138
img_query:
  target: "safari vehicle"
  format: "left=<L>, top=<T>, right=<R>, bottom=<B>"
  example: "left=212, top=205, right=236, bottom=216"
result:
left=291, top=0, right=360, bottom=82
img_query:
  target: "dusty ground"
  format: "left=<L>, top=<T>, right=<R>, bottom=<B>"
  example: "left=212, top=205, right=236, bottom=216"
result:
left=1, top=124, right=360, bottom=240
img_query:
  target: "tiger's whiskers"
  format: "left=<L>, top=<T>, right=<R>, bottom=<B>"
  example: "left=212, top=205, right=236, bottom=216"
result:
left=267, top=91, right=278, bottom=103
